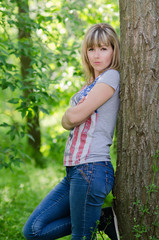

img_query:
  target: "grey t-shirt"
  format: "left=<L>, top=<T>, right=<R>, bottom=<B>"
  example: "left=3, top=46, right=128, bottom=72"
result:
left=86, top=69, right=120, bottom=163
left=64, top=69, right=120, bottom=166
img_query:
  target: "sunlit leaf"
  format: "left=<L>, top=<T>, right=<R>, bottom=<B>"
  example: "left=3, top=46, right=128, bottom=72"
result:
left=40, top=107, right=49, bottom=115
left=27, top=134, right=35, bottom=142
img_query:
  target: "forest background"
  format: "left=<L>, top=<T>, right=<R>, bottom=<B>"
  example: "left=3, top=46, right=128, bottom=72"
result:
left=0, top=0, right=119, bottom=239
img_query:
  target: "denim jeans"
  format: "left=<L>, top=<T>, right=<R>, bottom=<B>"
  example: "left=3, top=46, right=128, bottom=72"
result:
left=23, top=161, right=114, bottom=240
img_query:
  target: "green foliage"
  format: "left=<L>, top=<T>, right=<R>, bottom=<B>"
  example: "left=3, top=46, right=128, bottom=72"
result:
left=0, top=162, right=65, bottom=240
left=132, top=151, right=159, bottom=240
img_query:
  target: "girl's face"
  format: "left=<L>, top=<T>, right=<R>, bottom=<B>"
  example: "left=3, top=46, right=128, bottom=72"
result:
left=87, top=44, right=113, bottom=79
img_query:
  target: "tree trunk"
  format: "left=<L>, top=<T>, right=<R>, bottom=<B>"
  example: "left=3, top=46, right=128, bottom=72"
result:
left=113, top=0, right=159, bottom=239
left=17, top=0, right=44, bottom=167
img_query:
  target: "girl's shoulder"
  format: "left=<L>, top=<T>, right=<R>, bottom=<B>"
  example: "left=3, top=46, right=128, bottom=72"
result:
left=102, top=69, right=120, bottom=78
left=97, top=69, right=120, bottom=91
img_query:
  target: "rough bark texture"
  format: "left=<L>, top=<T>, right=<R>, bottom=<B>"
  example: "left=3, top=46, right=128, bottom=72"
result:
left=113, top=1, right=159, bottom=239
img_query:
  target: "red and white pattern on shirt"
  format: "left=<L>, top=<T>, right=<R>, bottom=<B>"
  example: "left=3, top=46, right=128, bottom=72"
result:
left=64, top=111, right=97, bottom=166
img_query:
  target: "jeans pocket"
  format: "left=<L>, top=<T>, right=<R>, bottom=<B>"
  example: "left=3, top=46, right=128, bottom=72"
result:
left=86, top=164, right=108, bottom=206
left=74, top=163, right=93, bottom=184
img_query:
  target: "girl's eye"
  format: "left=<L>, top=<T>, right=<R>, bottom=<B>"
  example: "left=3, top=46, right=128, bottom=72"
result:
left=88, top=48, right=94, bottom=51
left=101, top=47, right=107, bottom=51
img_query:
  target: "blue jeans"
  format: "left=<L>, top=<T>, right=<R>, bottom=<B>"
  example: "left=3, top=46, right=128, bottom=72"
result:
left=23, top=161, right=114, bottom=240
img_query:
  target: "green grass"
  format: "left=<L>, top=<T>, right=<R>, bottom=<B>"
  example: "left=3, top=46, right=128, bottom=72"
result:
left=0, top=160, right=113, bottom=240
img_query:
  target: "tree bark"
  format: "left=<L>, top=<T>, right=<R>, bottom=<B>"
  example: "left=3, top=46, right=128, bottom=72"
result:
left=113, top=0, right=159, bottom=239
left=17, top=0, right=43, bottom=167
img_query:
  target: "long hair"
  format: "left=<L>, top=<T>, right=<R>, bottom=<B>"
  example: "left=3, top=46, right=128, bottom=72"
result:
left=81, top=23, right=120, bottom=83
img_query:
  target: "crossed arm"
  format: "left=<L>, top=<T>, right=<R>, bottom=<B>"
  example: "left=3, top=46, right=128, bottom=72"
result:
left=61, top=83, right=115, bottom=130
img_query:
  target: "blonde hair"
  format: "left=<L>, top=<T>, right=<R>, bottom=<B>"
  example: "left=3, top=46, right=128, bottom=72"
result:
left=81, top=23, right=120, bottom=83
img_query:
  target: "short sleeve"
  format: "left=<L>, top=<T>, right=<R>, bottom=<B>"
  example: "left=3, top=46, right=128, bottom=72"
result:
left=97, top=69, right=120, bottom=90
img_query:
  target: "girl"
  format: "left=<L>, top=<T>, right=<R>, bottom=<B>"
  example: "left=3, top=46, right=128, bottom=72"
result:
left=23, top=23, right=120, bottom=240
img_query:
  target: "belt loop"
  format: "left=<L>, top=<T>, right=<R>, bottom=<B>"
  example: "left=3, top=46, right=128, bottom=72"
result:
left=105, top=161, right=108, bottom=166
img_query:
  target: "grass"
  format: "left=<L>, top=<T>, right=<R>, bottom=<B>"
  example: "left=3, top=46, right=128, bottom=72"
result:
left=0, top=159, right=113, bottom=240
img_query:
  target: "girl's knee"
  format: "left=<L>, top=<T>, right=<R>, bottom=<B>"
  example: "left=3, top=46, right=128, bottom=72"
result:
left=23, top=224, right=29, bottom=240
left=23, top=222, right=38, bottom=240
left=23, top=223, right=32, bottom=240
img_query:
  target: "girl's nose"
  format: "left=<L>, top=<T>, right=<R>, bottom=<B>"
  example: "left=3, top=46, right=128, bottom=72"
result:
left=94, top=49, right=100, bottom=58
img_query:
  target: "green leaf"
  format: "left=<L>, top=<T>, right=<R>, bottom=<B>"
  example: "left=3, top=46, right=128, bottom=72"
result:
left=20, top=132, right=25, bottom=138
left=8, top=82, right=16, bottom=91
left=21, top=109, right=27, bottom=119
left=8, top=98, right=19, bottom=104
left=27, top=134, right=35, bottom=142
left=1, top=79, right=9, bottom=89
left=40, top=107, right=49, bottom=115
left=13, top=158, right=23, bottom=167
left=0, top=122, right=10, bottom=127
